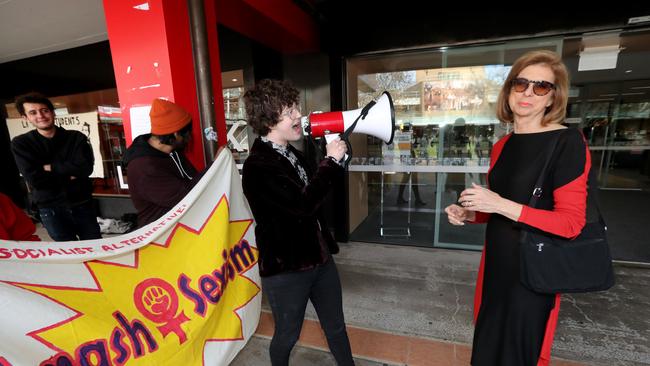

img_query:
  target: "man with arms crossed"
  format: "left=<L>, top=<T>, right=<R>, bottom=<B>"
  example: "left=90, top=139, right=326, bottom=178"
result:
left=11, top=92, right=101, bottom=241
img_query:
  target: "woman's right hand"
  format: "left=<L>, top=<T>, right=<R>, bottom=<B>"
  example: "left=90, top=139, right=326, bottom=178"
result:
left=325, top=138, right=347, bottom=161
left=444, top=204, right=475, bottom=226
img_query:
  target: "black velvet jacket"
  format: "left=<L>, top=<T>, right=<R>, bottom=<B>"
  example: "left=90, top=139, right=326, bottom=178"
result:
left=242, top=138, right=342, bottom=277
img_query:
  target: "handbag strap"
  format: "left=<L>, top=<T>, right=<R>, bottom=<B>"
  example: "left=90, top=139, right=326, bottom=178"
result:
left=527, top=132, right=561, bottom=209
left=526, top=129, right=607, bottom=229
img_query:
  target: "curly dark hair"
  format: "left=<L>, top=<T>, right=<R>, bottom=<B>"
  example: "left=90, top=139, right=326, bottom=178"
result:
left=15, top=92, right=54, bottom=116
left=243, top=79, right=299, bottom=136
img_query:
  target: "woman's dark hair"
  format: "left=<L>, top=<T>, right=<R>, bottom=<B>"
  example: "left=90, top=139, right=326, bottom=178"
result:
left=243, top=79, right=299, bottom=136
left=15, top=92, right=55, bottom=116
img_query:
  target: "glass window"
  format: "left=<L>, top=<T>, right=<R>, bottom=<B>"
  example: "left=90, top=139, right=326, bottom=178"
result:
left=96, top=105, right=129, bottom=195
left=222, top=70, right=249, bottom=166
left=346, top=39, right=562, bottom=249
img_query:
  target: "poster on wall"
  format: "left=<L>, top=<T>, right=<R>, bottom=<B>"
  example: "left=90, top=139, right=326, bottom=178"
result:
left=6, top=111, right=105, bottom=178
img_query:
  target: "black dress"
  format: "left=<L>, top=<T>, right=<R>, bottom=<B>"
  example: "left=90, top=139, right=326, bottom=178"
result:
left=471, top=128, right=587, bottom=366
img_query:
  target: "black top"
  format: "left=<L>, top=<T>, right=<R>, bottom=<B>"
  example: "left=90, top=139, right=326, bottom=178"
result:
left=11, top=127, right=94, bottom=208
left=471, top=128, right=587, bottom=366
left=488, top=128, right=586, bottom=243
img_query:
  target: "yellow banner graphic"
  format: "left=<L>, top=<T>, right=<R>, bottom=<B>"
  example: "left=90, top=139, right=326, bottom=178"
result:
left=0, top=150, right=261, bottom=365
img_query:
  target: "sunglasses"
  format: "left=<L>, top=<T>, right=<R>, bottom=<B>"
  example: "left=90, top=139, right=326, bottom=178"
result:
left=511, top=77, right=556, bottom=96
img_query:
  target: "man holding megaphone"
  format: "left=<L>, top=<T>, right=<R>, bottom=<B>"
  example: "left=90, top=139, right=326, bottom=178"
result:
left=242, top=79, right=354, bottom=366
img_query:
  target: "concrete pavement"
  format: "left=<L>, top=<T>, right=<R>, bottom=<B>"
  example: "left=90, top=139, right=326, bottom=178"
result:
left=235, top=242, right=649, bottom=365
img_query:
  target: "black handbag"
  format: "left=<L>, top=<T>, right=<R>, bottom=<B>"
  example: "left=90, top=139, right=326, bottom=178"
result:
left=519, top=131, right=615, bottom=294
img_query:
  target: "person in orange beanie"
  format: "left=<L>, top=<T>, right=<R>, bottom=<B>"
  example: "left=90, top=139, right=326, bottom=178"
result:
left=123, top=98, right=205, bottom=228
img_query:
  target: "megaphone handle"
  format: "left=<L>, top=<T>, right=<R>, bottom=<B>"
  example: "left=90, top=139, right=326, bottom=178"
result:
left=324, top=133, right=349, bottom=163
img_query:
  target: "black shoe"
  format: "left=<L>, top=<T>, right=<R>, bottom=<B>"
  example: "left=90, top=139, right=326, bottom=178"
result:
left=415, top=199, right=427, bottom=206
left=396, top=197, right=408, bottom=205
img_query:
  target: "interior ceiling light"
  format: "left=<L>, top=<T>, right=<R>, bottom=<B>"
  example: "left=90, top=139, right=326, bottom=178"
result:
left=628, top=15, right=650, bottom=24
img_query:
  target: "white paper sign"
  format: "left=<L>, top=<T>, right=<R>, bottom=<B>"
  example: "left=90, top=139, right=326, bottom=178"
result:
left=129, top=105, right=152, bottom=142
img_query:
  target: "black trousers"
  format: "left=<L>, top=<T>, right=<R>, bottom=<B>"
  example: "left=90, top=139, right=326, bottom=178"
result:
left=39, top=200, right=102, bottom=241
left=262, top=259, right=354, bottom=366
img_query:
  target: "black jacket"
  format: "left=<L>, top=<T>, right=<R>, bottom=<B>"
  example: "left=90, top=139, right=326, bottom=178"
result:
left=242, top=138, right=342, bottom=277
left=123, top=134, right=202, bottom=228
left=11, top=127, right=94, bottom=208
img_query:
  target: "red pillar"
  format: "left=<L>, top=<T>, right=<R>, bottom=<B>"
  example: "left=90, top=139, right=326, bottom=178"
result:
left=103, top=0, right=226, bottom=170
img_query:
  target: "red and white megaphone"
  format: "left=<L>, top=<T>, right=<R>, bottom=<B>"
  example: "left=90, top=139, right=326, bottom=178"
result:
left=302, top=91, right=395, bottom=146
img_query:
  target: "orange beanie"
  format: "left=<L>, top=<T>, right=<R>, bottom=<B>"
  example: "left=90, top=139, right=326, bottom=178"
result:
left=149, top=98, right=192, bottom=135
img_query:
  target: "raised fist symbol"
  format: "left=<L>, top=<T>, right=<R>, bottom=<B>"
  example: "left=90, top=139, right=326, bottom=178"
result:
left=133, top=278, right=189, bottom=344
left=143, top=286, right=170, bottom=315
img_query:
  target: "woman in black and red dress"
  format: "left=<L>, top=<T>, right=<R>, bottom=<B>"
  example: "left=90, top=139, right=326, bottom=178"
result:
left=445, top=50, right=590, bottom=366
